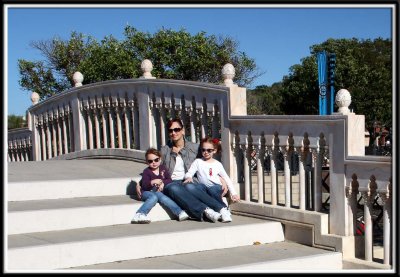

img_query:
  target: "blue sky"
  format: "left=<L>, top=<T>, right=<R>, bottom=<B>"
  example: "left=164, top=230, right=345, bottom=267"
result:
left=5, top=5, right=393, bottom=116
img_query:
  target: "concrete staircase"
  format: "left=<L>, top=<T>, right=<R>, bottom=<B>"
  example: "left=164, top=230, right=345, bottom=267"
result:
left=7, top=159, right=343, bottom=271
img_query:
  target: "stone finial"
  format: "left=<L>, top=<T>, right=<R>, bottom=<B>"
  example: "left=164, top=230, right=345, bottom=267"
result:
left=73, top=71, right=84, bottom=87
left=140, top=59, right=156, bottom=79
left=335, top=89, right=352, bottom=114
left=31, top=91, right=40, bottom=105
left=222, top=63, right=235, bottom=86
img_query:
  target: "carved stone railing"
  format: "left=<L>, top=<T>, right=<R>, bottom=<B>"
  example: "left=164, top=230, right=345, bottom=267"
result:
left=8, top=128, right=32, bottom=162
left=345, top=156, right=392, bottom=264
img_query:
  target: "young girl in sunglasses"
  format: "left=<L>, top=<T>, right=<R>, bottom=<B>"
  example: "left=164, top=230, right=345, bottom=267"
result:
left=132, top=148, right=189, bottom=223
left=183, top=137, right=240, bottom=222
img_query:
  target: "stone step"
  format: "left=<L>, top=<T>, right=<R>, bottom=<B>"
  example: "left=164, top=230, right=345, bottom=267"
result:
left=8, top=195, right=173, bottom=235
left=70, top=241, right=342, bottom=270
left=8, top=177, right=142, bottom=201
left=8, top=215, right=285, bottom=270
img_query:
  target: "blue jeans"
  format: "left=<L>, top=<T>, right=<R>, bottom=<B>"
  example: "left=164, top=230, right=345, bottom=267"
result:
left=164, top=180, right=225, bottom=220
left=185, top=183, right=226, bottom=206
left=136, top=189, right=183, bottom=218
left=184, top=183, right=227, bottom=207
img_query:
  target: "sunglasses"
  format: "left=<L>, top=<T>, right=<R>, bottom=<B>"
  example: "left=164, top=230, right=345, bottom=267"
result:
left=147, top=158, right=160, bottom=164
left=168, top=127, right=182, bottom=133
left=201, top=148, right=215, bottom=153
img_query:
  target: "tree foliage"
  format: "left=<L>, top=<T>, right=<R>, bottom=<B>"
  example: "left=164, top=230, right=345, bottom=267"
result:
left=247, top=83, right=283, bottom=115
left=18, top=26, right=263, bottom=100
left=8, top=115, right=26, bottom=129
left=278, top=38, right=392, bottom=128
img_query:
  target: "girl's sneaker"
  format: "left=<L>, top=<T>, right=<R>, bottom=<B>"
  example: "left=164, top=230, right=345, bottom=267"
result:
left=131, top=213, right=151, bottom=224
left=204, top=208, right=221, bottom=223
left=178, top=211, right=190, bottom=221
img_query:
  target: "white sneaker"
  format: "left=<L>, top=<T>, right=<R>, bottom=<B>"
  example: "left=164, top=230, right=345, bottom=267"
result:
left=220, top=207, right=232, bottom=223
left=204, top=208, right=221, bottom=223
left=131, top=213, right=151, bottom=224
left=178, top=211, right=189, bottom=221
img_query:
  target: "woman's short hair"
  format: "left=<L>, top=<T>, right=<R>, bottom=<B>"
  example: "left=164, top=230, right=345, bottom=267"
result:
left=167, top=118, right=184, bottom=129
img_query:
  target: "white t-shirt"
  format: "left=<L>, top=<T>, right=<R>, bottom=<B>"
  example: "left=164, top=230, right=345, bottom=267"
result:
left=171, top=154, right=185, bottom=181
left=185, top=158, right=237, bottom=195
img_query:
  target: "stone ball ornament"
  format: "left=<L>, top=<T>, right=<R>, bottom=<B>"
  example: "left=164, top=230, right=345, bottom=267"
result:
left=141, top=59, right=154, bottom=78
left=31, top=91, right=40, bottom=105
left=73, top=72, right=84, bottom=87
left=222, top=63, right=235, bottom=86
left=335, top=89, right=352, bottom=114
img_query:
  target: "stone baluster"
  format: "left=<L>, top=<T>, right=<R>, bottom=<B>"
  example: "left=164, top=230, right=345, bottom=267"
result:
left=283, top=133, right=294, bottom=208
left=189, top=101, right=197, bottom=143
left=10, top=140, right=15, bottom=162
left=39, top=114, right=46, bottom=160
left=312, top=133, right=325, bottom=211
left=44, top=112, right=52, bottom=159
left=257, top=134, right=266, bottom=204
left=49, top=110, right=58, bottom=157
left=91, top=97, right=100, bottom=149
left=199, top=106, right=207, bottom=139
left=378, top=181, right=392, bottom=265
left=58, top=107, right=65, bottom=155
left=243, top=133, right=253, bottom=202
left=106, top=96, right=115, bottom=148
left=211, top=102, right=219, bottom=139
left=16, top=139, right=21, bottom=162
left=159, top=97, right=168, bottom=146
left=53, top=109, right=61, bottom=155
left=122, top=97, right=130, bottom=150
left=89, top=97, right=97, bottom=149
left=115, top=96, right=123, bottom=149
left=128, top=97, right=138, bottom=149
left=98, top=98, right=107, bottom=149
left=8, top=141, right=12, bottom=162
left=84, top=99, right=93, bottom=150
left=149, top=98, right=158, bottom=148
left=345, top=174, right=359, bottom=236
left=65, top=105, right=74, bottom=153
left=33, top=115, right=42, bottom=161
left=359, top=177, right=377, bottom=262
left=270, top=133, right=279, bottom=206
left=299, top=133, right=310, bottom=210
left=128, top=98, right=139, bottom=149
left=21, top=139, right=26, bottom=161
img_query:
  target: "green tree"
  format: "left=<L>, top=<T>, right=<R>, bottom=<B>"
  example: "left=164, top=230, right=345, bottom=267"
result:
left=278, top=38, right=392, bottom=128
left=8, top=115, right=26, bottom=129
left=247, top=83, right=283, bottom=115
left=18, top=26, right=263, bottom=100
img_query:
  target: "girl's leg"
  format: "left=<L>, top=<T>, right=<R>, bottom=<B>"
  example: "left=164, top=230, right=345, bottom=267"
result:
left=155, top=191, right=183, bottom=218
left=136, top=191, right=158, bottom=215
left=206, top=185, right=226, bottom=206
left=184, top=183, right=226, bottom=212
